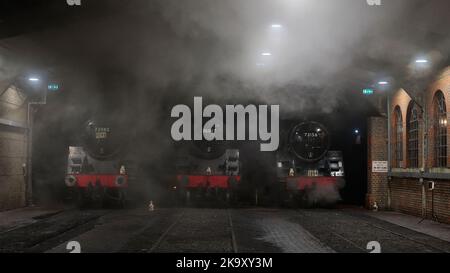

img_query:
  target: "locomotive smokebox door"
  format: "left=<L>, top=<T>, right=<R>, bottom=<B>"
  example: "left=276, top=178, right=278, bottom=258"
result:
left=289, top=121, right=330, bottom=162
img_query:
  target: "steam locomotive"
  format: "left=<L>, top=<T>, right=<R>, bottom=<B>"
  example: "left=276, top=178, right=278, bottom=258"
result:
left=65, top=118, right=132, bottom=208
left=276, top=121, right=345, bottom=206
left=172, top=130, right=241, bottom=204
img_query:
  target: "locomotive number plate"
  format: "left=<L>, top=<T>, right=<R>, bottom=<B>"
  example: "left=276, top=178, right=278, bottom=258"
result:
left=96, top=132, right=107, bottom=139
left=95, top=127, right=110, bottom=139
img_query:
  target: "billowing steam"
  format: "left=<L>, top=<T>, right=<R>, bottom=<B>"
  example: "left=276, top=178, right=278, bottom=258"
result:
left=0, top=0, right=448, bottom=204
left=306, top=184, right=342, bottom=207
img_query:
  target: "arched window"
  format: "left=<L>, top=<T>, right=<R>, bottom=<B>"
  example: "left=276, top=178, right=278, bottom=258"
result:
left=394, top=106, right=403, bottom=168
left=434, top=91, right=447, bottom=167
left=407, top=103, right=419, bottom=168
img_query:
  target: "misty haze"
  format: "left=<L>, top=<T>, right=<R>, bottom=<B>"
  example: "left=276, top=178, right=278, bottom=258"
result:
left=0, top=0, right=449, bottom=259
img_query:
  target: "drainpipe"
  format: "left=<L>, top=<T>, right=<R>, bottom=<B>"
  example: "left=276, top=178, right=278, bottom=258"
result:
left=25, top=88, right=47, bottom=207
left=26, top=103, right=33, bottom=206
left=386, top=92, right=392, bottom=210
left=421, top=96, right=427, bottom=217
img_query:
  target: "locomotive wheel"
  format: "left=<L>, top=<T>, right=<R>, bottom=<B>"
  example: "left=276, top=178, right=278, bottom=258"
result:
left=297, top=190, right=310, bottom=208
left=274, top=183, right=285, bottom=207
left=103, top=188, right=126, bottom=209
left=285, top=192, right=297, bottom=208
left=91, top=183, right=104, bottom=209
left=185, top=190, right=191, bottom=206
left=76, top=188, right=91, bottom=209
left=109, top=189, right=126, bottom=209
left=116, top=190, right=126, bottom=209
left=225, top=189, right=239, bottom=207
left=82, top=183, right=103, bottom=209
left=276, top=182, right=291, bottom=208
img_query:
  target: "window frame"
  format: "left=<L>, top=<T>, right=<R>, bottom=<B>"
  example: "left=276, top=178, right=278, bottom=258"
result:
left=407, top=103, right=419, bottom=168
left=433, top=91, right=447, bottom=168
left=394, top=106, right=403, bottom=168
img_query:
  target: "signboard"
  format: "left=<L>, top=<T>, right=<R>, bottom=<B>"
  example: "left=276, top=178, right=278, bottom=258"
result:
left=363, top=88, right=374, bottom=95
left=372, top=161, right=388, bottom=173
left=48, top=84, right=59, bottom=91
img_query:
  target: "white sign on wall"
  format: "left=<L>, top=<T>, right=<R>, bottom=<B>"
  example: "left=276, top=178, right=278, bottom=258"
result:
left=372, top=161, right=388, bottom=173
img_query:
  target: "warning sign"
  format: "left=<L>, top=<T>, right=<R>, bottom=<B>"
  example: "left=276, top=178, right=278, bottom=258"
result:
left=372, top=161, right=388, bottom=173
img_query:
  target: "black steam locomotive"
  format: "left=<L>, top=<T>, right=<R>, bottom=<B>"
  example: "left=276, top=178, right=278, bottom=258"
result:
left=172, top=135, right=241, bottom=204
left=65, top=118, right=133, bottom=208
left=276, top=121, right=345, bottom=206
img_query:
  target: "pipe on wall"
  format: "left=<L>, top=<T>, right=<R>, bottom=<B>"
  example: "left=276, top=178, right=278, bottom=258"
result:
left=387, top=91, right=392, bottom=210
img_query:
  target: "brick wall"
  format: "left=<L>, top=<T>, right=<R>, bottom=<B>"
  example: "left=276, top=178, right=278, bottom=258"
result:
left=366, top=116, right=388, bottom=209
left=390, top=178, right=423, bottom=217
left=369, top=67, right=450, bottom=224
left=390, top=179, right=450, bottom=223
left=0, top=85, right=28, bottom=211
left=425, top=180, right=450, bottom=222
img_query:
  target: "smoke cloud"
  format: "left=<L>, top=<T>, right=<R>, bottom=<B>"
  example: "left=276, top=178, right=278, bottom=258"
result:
left=1, top=0, right=449, bottom=204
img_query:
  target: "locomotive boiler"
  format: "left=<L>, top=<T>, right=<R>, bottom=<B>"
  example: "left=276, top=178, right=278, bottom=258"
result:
left=276, top=121, right=345, bottom=206
left=65, top=118, right=132, bottom=208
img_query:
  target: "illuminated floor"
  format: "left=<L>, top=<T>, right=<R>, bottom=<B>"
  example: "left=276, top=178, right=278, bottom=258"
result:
left=0, top=207, right=449, bottom=253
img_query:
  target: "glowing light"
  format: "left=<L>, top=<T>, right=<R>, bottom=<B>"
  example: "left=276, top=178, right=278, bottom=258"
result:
left=48, top=83, right=59, bottom=91
left=378, top=81, right=389, bottom=85
left=261, top=52, right=272, bottom=56
left=28, top=77, right=40, bottom=82
left=289, top=168, right=295, bottom=177
left=354, top=129, right=360, bottom=134
left=363, top=89, right=374, bottom=95
left=415, top=59, right=428, bottom=63
left=271, top=24, right=282, bottom=28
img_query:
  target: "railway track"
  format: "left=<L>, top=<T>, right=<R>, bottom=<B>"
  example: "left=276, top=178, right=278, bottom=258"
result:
left=148, top=210, right=186, bottom=253
left=328, top=231, right=367, bottom=252
left=3, top=207, right=449, bottom=253
left=330, top=220, right=448, bottom=253
left=227, top=209, right=238, bottom=253
left=0, top=209, right=110, bottom=253
left=363, top=220, right=449, bottom=253
left=145, top=209, right=239, bottom=253
left=294, top=209, right=450, bottom=253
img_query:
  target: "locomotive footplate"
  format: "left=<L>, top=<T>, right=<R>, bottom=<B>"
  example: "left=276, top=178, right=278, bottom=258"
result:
left=68, top=174, right=128, bottom=208
left=70, top=174, right=128, bottom=188
left=284, top=176, right=345, bottom=191
left=175, top=175, right=241, bottom=204
left=177, top=175, right=241, bottom=189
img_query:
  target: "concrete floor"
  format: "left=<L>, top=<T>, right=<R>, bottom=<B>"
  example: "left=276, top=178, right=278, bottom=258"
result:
left=0, top=206, right=449, bottom=253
